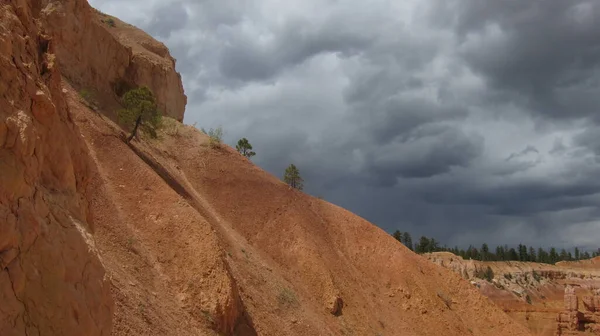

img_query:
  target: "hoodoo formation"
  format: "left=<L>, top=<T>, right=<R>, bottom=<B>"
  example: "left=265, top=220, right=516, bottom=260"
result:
left=427, top=253, right=600, bottom=335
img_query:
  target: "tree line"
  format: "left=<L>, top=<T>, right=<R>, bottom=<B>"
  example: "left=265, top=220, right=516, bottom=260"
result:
left=392, top=230, right=600, bottom=264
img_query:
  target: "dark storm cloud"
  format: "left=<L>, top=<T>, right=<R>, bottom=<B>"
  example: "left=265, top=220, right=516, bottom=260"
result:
left=219, top=18, right=372, bottom=82
left=365, top=125, right=483, bottom=183
left=89, top=0, right=600, bottom=251
left=573, top=126, right=600, bottom=156
left=432, top=0, right=600, bottom=120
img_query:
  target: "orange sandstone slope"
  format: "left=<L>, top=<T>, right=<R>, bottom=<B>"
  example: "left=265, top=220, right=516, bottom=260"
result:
left=68, top=94, right=533, bottom=336
left=1, top=0, right=533, bottom=335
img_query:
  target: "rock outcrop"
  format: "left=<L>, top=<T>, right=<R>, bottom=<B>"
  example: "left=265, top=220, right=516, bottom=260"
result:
left=556, top=285, right=582, bottom=334
left=555, top=285, right=600, bottom=335
left=39, top=0, right=186, bottom=121
left=0, top=1, right=112, bottom=335
left=582, top=289, right=600, bottom=312
left=426, top=252, right=600, bottom=335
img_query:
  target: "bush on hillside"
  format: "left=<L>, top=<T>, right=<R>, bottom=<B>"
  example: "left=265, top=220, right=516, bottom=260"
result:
left=202, top=126, right=223, bottom=148
left=117, top=86, right=162, bottom=142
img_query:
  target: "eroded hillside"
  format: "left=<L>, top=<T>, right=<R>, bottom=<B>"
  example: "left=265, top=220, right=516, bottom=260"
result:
left=427, top=252, right=600, bottom=335
left=2, top=0, right=534, bottom=335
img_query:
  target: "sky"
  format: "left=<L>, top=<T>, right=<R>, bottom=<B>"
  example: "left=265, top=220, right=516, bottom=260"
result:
left=89, top=0, right=600, bottom=251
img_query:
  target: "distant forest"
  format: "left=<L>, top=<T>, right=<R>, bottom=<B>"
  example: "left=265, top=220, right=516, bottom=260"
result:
left=392, top=230, right=600, bottom=264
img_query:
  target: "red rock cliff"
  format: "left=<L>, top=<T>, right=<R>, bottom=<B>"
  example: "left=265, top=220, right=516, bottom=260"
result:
left=1, top=1, right=113, bottom=335
left=40, top=0, right=187, bottom=121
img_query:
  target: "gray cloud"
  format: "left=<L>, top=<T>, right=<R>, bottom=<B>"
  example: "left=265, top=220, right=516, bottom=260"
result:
left=435, top=0, right=600, bottom=120
left=90, top=0, right=600, bottom=251
left=146, top=2, right=189, bottom=38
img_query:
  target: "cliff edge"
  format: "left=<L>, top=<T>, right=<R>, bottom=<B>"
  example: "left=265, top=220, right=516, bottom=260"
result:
left=41, top=0, right=187, bottom=121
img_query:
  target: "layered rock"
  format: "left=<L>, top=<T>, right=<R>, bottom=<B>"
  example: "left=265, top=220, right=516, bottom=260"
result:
left=426, top=252, right=600, bottom=335
left=582, top=289, right=600, bottom=312
left=556, top=286, right=581, bottom=333
left=39, top=0, right=186, bottom=120
left=0, top=1, right=112, bottom=334
left=564, top=285, right=578, bottom=311
left=554, top=285, right=600, bottom=335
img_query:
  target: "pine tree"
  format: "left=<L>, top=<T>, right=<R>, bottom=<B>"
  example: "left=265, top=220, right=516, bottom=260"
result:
left=538, top=247, right=547, bottom=264
left=392, top=230, right=403, bottom=243
left=428, top=238, right=439, bottom=253
left=496, top=245, right=505, bottom=261
left=481, top=243, right=489, bottom=261
left=518, top=244, right=528, bottom=261
left=508, top=248, right=518, bottom=261
left=529, top=247, right=537, bottom=263
left=559, top=249, right=568, bottom=261
left=236, top=138, right=256, bottom=159
left=549, top=247, right=558, bottom=263
left=402, top=232, right=413, bottom=251
left=417, top=236, right=430, bottom=254
left=283, top=164, right=304, bottom=190
left=118, top=86, right=162, bottom=142
left=574, top=247, right=580, bottom=261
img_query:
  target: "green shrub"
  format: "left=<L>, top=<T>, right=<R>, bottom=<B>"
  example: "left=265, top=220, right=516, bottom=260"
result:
left=203, top=127, right=223, bottom=148
left=103, top=18, right=116, bottom=27
left=117, top=86, right=162, bottom=142
left=475, top=266, right=494, bottom=282
left=79, top=89, right=99, bottom=110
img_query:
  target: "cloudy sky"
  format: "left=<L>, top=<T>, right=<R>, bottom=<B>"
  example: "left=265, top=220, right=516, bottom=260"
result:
left=89, top=0, right=600, bottom=251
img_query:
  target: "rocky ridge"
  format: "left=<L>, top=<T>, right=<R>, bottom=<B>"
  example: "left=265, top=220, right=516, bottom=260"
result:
left=426, top=252, right=600, bottom=335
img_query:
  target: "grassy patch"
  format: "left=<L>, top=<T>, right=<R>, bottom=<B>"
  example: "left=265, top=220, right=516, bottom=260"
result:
left=79, top=88, right=99, bottom=111
left=277, top=287, right=298, bottom=308
left=161, top=117, right=181, bottom=137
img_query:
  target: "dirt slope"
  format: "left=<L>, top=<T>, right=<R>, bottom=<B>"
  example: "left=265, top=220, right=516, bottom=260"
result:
left=64, top=88, right=531, bottom=335
left=1, top=0, right=534, bottom=335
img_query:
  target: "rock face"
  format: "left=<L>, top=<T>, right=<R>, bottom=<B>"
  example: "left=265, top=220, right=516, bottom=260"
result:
left=582, top=289, right=600, bottom=312
left=426, top=252, right=600, bottom=336
left=39, top=0, right=187, bottom=121
left=555, top=285, right=600, bottom=335
left=564, top=286, right=578, bottom=311
left=0, top=1, right=112, bottom=335
left=556, top=286, right=582, bottom=334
